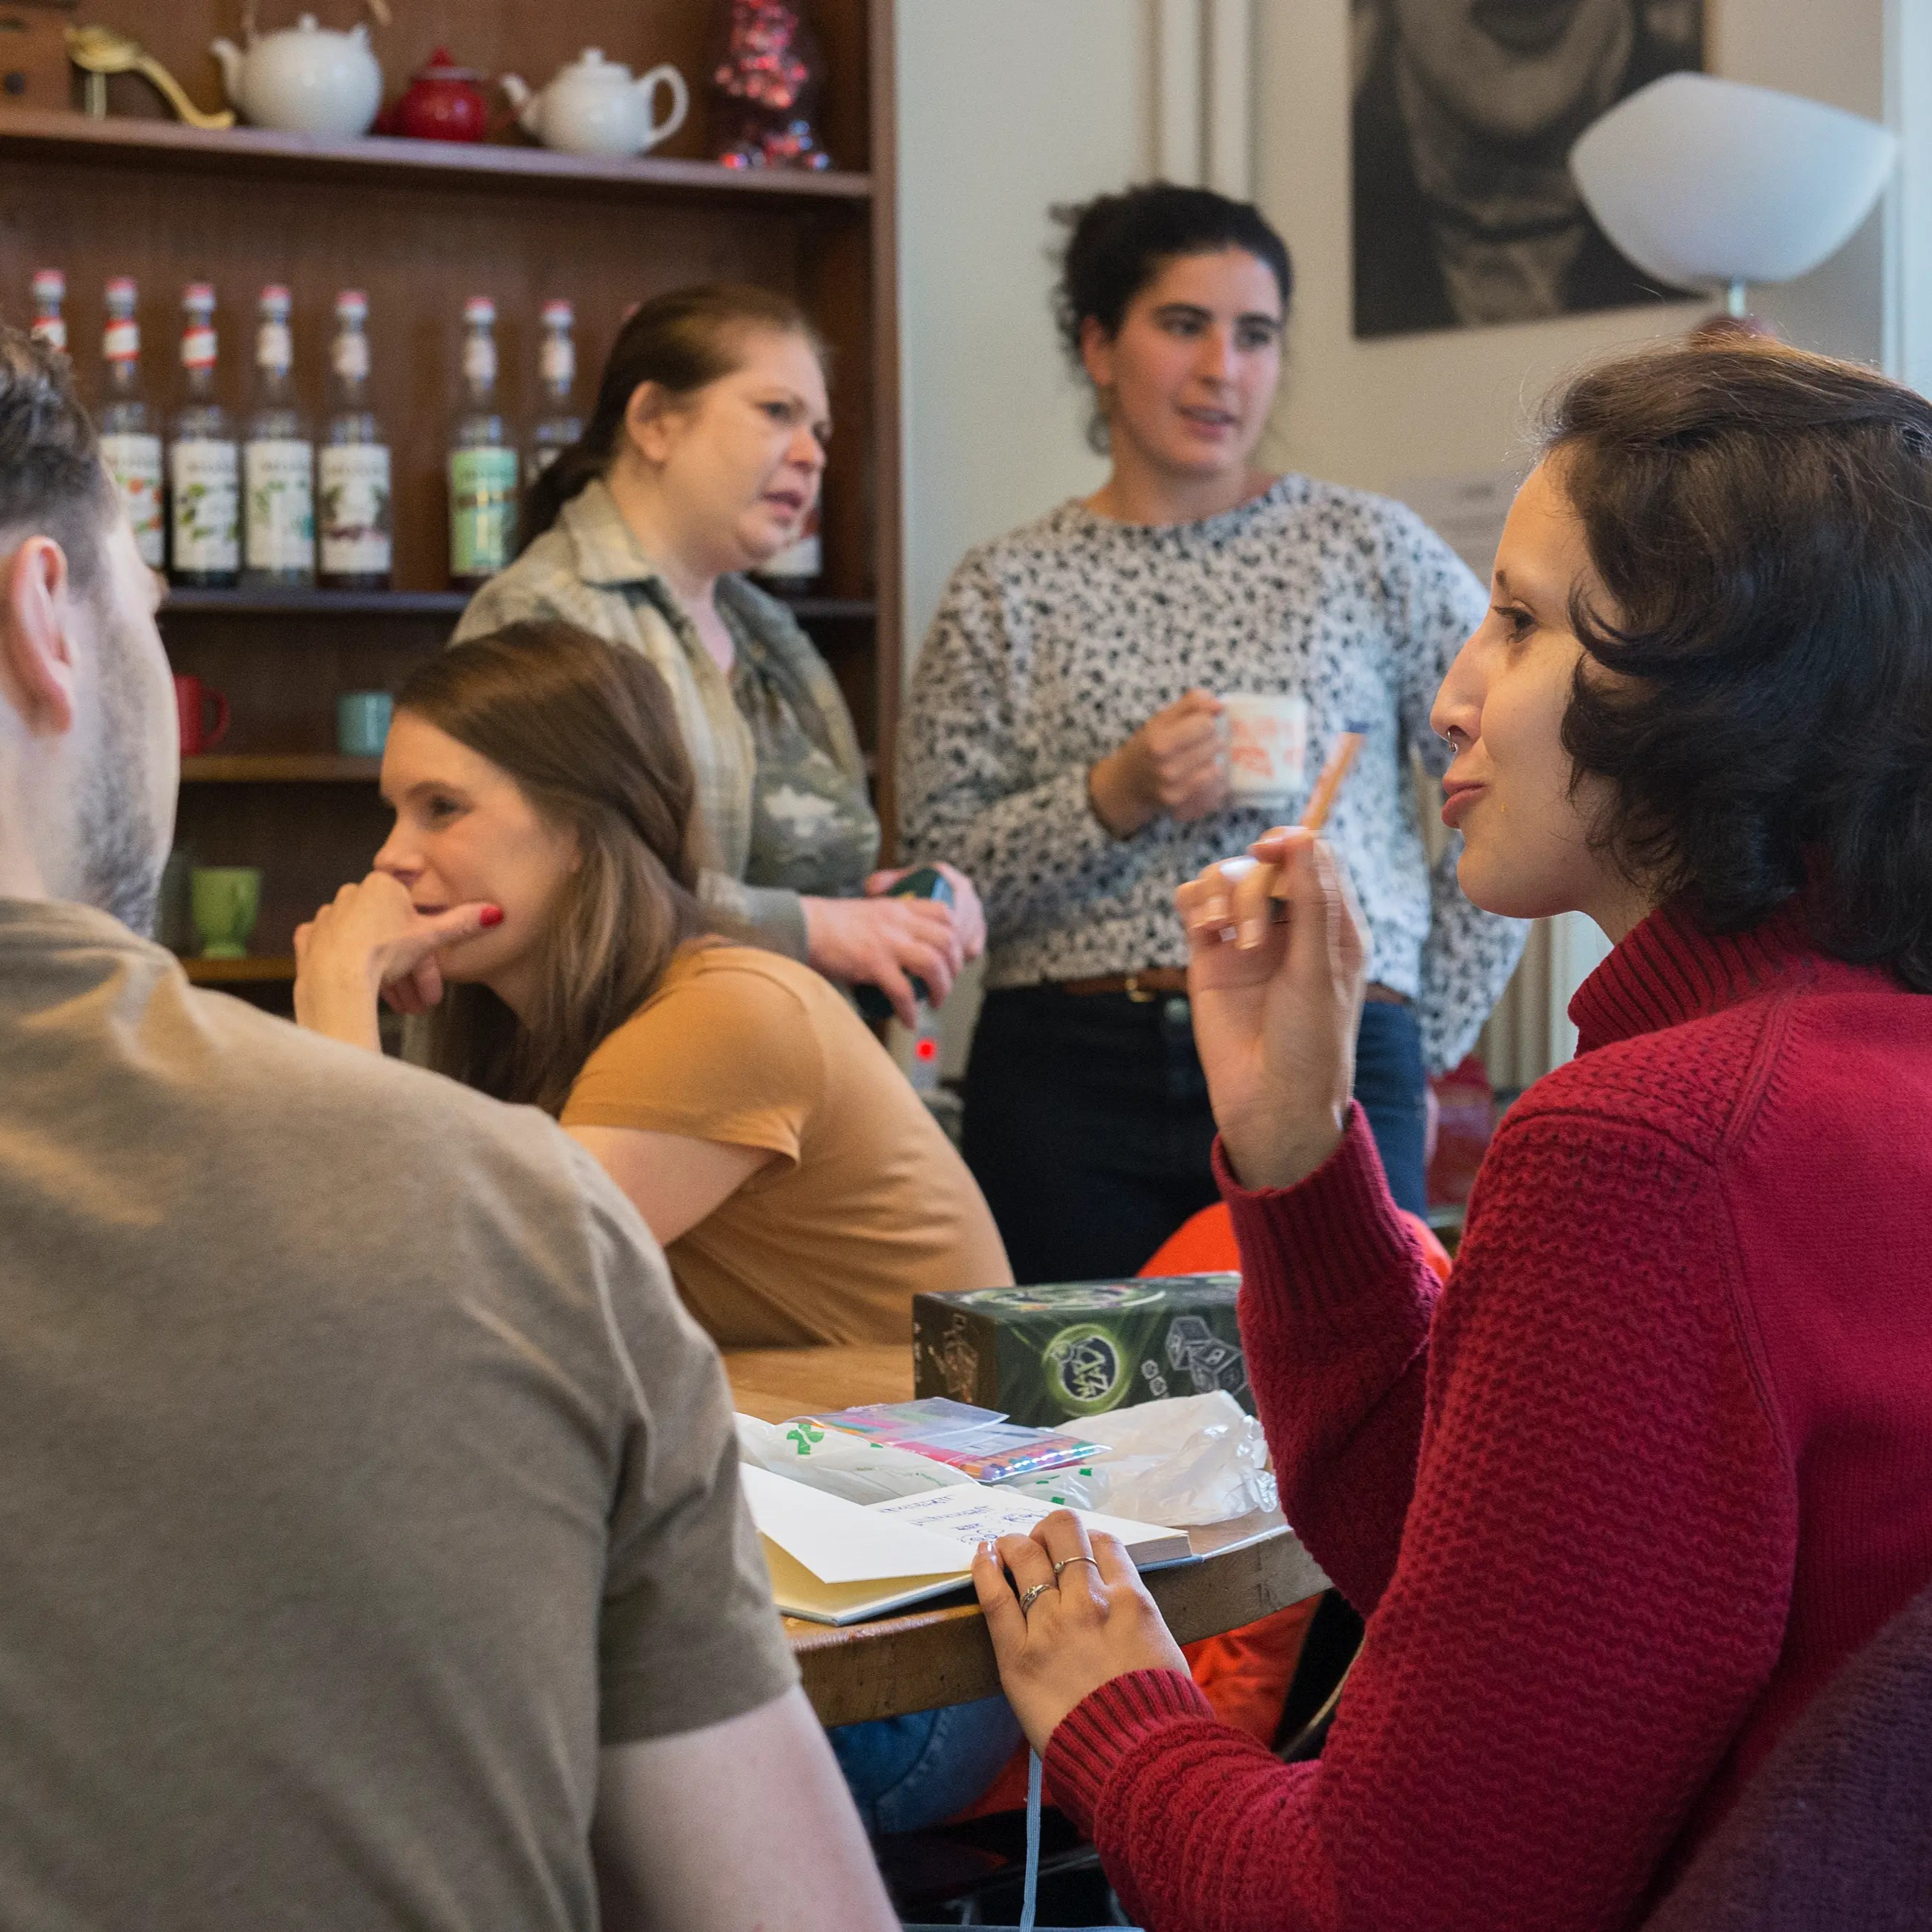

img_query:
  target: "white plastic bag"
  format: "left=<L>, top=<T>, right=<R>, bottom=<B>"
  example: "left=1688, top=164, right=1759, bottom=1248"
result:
left=734, top=1413, right=973, bottom=1505
left=1001, top=1392, right=1276, bottom=1526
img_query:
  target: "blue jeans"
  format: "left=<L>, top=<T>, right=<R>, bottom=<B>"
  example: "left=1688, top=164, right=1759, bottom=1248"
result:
left=963, top=987, right=1428, bottom=1285
left=829, top=1694, right=1024, bottom=1835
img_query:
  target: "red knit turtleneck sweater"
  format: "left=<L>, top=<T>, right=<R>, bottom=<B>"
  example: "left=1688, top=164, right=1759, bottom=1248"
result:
left=1043, top=901, right=1932, bottom=1931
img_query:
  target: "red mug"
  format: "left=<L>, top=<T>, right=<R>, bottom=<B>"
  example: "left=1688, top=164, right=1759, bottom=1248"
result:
left=174, top=674, right=230, bottom=755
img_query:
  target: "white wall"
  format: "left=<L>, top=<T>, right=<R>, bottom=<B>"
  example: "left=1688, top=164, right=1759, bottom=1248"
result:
left=1255, top=0, right=1887, bottom=498
left=895, top=0, right=1159, bottom=1071
left=896, top=0, right=1157, bottom=656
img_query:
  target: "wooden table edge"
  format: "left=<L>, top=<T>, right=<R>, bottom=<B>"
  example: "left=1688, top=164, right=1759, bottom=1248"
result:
left=786, top=1512, right=1329, bottom=1726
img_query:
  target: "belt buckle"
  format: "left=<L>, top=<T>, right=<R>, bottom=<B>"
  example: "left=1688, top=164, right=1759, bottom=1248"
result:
left=1123, top=973, right=1157, bottom=1004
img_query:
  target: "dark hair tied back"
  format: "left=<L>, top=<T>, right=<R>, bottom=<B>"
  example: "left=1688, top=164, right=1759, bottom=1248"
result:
left=1547, top=339, right=1932, bottom=991
left=518, top=283, right=824, bottom=554
left=1052, top=181, right=1293, bottom=452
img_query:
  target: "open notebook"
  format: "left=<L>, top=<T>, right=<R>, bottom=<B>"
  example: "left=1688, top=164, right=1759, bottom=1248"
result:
left=741, top=1465, right=1191, bottom=1625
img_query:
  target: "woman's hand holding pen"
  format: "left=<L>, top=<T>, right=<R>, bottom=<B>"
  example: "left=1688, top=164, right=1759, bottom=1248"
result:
left=1177, top=828, right=1366, bottom=1192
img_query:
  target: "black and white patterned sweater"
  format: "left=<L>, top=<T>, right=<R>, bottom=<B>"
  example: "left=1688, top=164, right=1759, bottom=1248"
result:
left=899, top=475, right=1527, bottom=1074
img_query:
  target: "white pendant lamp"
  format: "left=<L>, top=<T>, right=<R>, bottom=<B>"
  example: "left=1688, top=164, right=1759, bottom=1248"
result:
left=1570, top=72, right=1898, bottom=317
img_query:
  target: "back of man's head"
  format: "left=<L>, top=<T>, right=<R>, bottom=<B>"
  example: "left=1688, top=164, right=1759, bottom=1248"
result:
left=0, top=325, right=172, bottom=932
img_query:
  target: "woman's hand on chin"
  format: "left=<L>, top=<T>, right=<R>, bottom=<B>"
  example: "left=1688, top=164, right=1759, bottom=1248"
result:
left=293, top=872, right=502, bottom=1054
left=973, top=1511, right=1190, bottom=1755
left=1176, top=828, right=1365, bottom=1192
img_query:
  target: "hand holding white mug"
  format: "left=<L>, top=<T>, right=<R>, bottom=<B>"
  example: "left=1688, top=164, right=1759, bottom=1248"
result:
left=1087, top=687, right=1230, bottom=837
left=1175, top=827, right=1367, bottom=1191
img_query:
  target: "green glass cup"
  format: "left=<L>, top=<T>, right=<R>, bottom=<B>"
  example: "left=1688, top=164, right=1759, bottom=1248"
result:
left=190, top=866, right=261, bottom=960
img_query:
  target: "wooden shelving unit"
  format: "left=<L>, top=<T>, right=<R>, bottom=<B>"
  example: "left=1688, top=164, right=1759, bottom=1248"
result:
left=181, top=754, right=380, bottom=783
left=6, top=0, right=901, bottom=1007
left=0, top=108, right=872, bottom=203
left=162, top=587, right=876, bottom=621
left=184, top=955, right=297, bottom=984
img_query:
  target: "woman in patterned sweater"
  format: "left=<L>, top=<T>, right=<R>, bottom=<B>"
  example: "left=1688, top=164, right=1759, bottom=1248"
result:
left=900, top=184, right=1524, bottom=1275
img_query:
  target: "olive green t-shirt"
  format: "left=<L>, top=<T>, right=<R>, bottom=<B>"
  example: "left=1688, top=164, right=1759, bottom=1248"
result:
left=0, top=900, right=796, bottom=1932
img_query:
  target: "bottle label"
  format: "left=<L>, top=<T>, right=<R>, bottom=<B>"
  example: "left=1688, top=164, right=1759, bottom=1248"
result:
left=448, top=446, right=518, bottom=578
left=169, top=439, right=239, bottom=573
left=31, top=319, right=66, bottom=355
left=540, top=336, right=575, bottom=388
left=244, top=439, right=314, bottom=571
left=332, top=331, right=370, bottom=383
left=181, top=327, right=216, bottom=371
left=256, top=321, right=293, bottom=375
left=104, top=320, right=140, bottom=363
left=462, top=335, right=497, bottom=387
left=319, top=443, right=392, bottom=575
left=100, top=432, right=165, bottom=568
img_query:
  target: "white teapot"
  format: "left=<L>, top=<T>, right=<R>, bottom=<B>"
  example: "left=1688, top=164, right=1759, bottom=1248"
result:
left=501, top=49, right=689, bottom=159
left=210, top=13, right=382, bottom=138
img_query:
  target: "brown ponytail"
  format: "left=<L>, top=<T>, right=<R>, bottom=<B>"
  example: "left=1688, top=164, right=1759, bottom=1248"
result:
left=518, top=283, right=826, bottom=553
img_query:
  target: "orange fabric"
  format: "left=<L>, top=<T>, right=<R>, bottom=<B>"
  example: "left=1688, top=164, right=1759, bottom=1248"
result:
left=1141, top=1197, right=1453, bottom=1285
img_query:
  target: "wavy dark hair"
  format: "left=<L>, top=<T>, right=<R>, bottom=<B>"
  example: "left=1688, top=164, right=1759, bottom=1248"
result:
left=394, top=621, right=728, bottom=1113
left=1052, top=182, right=1294, bottom=452
left=1546, top=339, right=1932, bottom=990
left=518, top=282, right=825, bottom=553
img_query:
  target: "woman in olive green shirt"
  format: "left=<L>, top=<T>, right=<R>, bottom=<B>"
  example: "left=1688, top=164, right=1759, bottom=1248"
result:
left=457, top=283, right=983, bottom=1028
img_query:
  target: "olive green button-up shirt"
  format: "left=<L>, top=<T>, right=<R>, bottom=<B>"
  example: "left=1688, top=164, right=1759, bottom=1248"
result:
left=453, top=479, right=879, bottom=958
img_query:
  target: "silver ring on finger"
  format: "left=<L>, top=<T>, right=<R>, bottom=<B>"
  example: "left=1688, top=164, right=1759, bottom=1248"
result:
left=1017, top=1580, right=1056, bottom=1617
left=1054, top=1556, right=1101, bottom=1581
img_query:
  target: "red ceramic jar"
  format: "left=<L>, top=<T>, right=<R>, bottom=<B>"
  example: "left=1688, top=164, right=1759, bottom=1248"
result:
left=382, top=48, right=491, bottom=142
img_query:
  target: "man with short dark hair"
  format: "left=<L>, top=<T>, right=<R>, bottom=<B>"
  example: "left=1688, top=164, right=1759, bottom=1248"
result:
left=0, top=329, right=895, bottom=1932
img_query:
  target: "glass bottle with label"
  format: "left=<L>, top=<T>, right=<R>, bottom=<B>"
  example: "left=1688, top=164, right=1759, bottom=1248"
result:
left=243, top=285, right=314, bottom=587
left=527, top=298, right=582, bottom=484
left=448, top=295, right=517, bottom=588
left=29, top=269, right=66, bottom=357
left=97, top=277, right=165, bottom=570
left=318, top=290, right=392, bottom=591
left=168, top=283, right=240, bottom=589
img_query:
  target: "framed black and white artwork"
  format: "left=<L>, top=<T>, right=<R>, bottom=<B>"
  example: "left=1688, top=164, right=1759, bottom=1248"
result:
left=1352, top=0, right=1706, bottom=338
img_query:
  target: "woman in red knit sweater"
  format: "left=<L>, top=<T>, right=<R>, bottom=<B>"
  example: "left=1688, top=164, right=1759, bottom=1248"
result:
left=971, top=339, right=1932, bottom=1930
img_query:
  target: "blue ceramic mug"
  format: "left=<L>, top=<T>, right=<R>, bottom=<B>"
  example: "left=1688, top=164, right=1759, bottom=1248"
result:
left=337, top=690, right=393, bottom=758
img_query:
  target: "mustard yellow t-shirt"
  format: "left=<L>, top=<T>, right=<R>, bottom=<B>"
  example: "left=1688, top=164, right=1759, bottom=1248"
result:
left=561, top=945, right=1013, bottom=1347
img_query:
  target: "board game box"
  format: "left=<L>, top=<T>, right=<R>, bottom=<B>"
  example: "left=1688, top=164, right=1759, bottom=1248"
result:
left=912, top=1274, right=1250, bottom=1427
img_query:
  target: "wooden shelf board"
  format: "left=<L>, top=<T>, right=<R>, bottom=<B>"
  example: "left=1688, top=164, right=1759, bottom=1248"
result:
left=181, top=754, right=380, bottom=783
left=164, top=589, right=469, bottom=618
left=182, top=954, right=296, bottom=984
left=0, top=110, right=872, bottom=203
left=161, top=588, right=874, bottom=621
left=786, top=597, right=876, bottom=620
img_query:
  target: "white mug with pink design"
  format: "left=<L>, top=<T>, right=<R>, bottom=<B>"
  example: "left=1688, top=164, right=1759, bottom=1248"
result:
left=1219, top=692, right=1310, bottom=810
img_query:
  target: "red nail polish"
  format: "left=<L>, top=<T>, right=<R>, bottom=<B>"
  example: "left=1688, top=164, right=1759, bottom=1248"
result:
left=479, top=906, right=504, bottom=928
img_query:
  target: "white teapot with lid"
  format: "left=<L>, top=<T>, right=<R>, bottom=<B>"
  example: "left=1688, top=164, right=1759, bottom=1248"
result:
left=501, top=49, right=690, bottom=159
left=210, top=13, right=383, bottom=138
